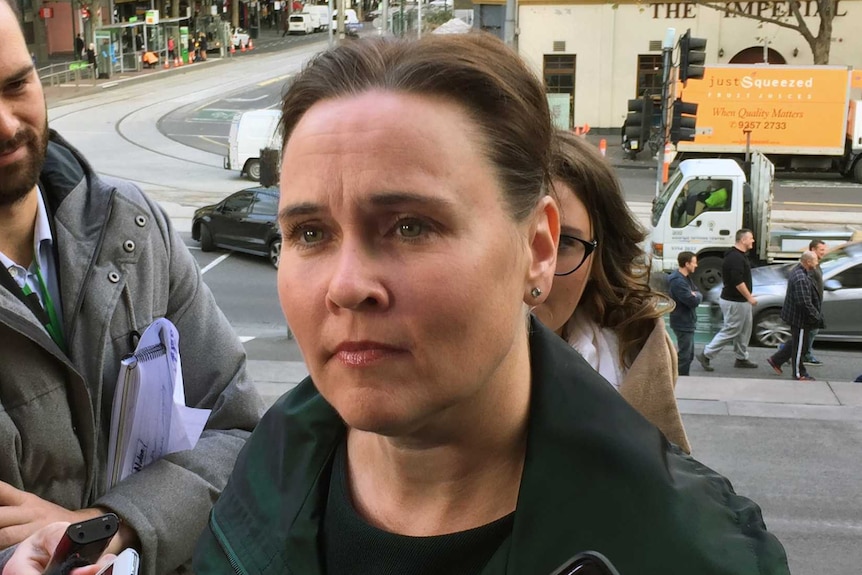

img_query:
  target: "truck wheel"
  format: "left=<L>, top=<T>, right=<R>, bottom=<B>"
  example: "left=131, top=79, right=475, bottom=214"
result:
left=200, top=224, right=214, bottom=252
left=854, top=159, right=862, bottom=184
left=753, top=309, right=791, bottom=347
left=692, top=256, right=723, bottom=293
left=246, top=159, right=261, bottom=182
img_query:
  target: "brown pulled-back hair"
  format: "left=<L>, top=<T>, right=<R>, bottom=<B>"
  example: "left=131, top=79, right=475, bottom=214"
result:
left=280, top=33, right=552, bottom=221
left=551, top=131, right=669, bottom=369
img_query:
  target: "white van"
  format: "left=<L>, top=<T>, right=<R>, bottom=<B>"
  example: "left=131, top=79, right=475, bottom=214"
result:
left=301, top=5, right=329, bottom=32
left=288, top=13, right=315, bottom=34
left=331, top=9, right=361, bottom=36
left=224, top=109, right=282, bottom=182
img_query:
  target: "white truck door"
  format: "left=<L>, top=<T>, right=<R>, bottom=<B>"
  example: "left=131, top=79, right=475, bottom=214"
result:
left=666, top=176, right=739, bottom=260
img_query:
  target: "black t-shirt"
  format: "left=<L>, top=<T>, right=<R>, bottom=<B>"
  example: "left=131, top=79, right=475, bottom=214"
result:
left=720, top=247, right=752, bottom=302
left=323, top=441, right=514, bottom=575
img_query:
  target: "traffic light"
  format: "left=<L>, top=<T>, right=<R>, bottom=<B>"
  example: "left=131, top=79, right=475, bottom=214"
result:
left=624, top=97, right=653, bottom=152
left=679, top=29, right=707, bottom=84
left=671, top=98, right=698, bottom=144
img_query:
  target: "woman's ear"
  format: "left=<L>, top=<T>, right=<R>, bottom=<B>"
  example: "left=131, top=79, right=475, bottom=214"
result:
left=524, top=194, right=559, bottom=304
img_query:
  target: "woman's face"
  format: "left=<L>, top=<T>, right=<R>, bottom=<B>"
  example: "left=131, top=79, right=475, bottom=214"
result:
left=532, top=180, right=594, bottom=335
left=277, top=90, right=557, bottom=437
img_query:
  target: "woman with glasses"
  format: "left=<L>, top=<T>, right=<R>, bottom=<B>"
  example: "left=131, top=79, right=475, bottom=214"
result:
left=192, top=34, right=788, bottom=575
left=534, top=131, right=691, bottom=453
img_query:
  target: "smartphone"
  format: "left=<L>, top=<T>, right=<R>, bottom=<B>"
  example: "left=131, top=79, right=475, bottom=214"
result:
left=43, top=513, right=119, bottom=575
left=549, top=551, right=621, bottom=575
left=94, top=549, right=140, bottom=575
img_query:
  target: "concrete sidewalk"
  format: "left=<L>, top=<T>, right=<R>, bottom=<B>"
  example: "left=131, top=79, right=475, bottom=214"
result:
left=246, top=359, right=862, bottom=418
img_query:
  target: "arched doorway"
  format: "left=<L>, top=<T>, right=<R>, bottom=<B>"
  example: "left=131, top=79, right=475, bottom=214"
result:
left=729, top=47, right=787, bottom=64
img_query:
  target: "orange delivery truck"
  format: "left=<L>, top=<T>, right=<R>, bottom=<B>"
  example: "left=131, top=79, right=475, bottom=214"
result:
left=676, top=65, right=862, bottom=183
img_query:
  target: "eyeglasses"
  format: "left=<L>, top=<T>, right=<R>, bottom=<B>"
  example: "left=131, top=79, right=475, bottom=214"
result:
left=555, top=234, right=598, bottom=277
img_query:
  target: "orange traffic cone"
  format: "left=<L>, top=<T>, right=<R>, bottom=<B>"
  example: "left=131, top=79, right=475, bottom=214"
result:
left=598, top=138, right=607, bottom=157
left=164, top=58, right=170, bottom=69
left=230, top=43, right=235, bottom=55
left=241, top=42, right=246, bottom=52
left=248, top=39, right=254, bottom=50
left=175, top=56, right=182, bottom=67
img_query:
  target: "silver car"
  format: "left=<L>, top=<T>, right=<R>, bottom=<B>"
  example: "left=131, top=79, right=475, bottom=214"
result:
left=706, top=241, right=862, bottom=347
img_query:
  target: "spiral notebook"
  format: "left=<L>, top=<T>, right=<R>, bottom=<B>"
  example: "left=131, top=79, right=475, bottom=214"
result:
left=106, top=318, right=211, bottom=489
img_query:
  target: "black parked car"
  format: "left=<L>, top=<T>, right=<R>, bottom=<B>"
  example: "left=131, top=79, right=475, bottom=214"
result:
left=192, top=187, right=281, bottom=268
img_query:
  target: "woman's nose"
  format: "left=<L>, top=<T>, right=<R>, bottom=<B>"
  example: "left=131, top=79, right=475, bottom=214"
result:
left=325, top=244, right=390, bottom=313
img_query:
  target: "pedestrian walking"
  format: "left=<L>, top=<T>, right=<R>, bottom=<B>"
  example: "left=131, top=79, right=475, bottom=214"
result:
left=168, top=36, right=176, bottom=62
left=74, top=33, right=85, bottom=59
left=199, top=34, right=208, bottom=61
left=86, top=42, right=96, bottom=67
left=668, top=251, right=702, bottom=376
left=766, top=251, right=822, bottom=381
left=696, top=228, right=759, bottom=371
left=776, top=239, right=826, bottom=366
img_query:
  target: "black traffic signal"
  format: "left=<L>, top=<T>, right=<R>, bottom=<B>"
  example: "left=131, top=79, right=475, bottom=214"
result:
left=671, top=98, right=698, bottom=144
left=624, top=97, right=653, bottom=153
left=679, top=29, right=707, bottom=84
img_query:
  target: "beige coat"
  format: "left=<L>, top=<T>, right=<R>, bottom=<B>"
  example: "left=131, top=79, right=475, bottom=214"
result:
left=619, top=318, right=691, bottom=453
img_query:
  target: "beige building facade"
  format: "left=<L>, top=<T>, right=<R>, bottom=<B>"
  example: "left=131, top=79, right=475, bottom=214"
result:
left=516, top=0, right=862, bottom=129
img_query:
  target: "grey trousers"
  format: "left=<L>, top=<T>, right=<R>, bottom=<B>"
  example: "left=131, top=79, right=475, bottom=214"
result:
left=703, top=298, right=752, bottom=361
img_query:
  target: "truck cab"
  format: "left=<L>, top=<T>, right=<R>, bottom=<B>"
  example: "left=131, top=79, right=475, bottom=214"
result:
left=649, top=154, right=773, bottom=292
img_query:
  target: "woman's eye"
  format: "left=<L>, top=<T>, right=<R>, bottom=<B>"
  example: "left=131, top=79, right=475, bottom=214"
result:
left=397, top=220, right=424, bottom=238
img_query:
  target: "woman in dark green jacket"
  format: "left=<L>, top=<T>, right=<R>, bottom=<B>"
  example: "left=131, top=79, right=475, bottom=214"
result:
left=194, top=34, right=789, bottom=575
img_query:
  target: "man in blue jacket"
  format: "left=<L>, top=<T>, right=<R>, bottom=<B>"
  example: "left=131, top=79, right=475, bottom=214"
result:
left=668, top=251, right=702, bottom=376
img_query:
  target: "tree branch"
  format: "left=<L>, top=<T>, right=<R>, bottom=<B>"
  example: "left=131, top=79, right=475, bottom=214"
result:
left=693, top=1, right=809, bottom=34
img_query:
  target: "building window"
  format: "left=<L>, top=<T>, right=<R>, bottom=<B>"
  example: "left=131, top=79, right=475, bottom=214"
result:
left=544, top=54, right=576, bottom=128
left=636, top=55, right=663, bottom=99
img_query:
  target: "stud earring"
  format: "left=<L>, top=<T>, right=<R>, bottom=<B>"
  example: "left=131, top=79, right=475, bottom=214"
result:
left=531, top=287, right=542, bottom=299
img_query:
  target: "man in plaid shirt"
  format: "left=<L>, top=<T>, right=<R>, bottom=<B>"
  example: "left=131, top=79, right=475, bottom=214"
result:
left=766, top=251, right=822, bottom=381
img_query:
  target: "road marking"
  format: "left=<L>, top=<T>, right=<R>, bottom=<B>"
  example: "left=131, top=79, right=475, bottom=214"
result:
left=197, top=135, right=229, bottom=149
left=779, top=201, right=862, bottom=209
left=780, top=180, right=862, bottom=189
left=258, top=74, right=292, bottom=87
left=225, top=94, right=269, bottom=103
left=239, top=336, right=255, bottom=343
left=200, top=252, right=231, bottom=275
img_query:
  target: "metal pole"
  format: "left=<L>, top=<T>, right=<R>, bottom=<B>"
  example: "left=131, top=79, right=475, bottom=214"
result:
left=328, top=0, right=334, bottom=46
left=337, top=0, right=345, bottom=40
left=417, top=0, right=422, bottom=39
left=504, top=0, right=516, bottom=46
left=381, top=0, right=389, bottom=35
left=655, top=27, right=675, bottom=198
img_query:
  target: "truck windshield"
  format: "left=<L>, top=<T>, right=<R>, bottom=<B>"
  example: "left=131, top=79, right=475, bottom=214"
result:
left=652, top=170, right=683, bottom=227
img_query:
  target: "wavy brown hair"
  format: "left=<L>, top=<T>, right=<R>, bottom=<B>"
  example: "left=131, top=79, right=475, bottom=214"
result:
left=551, top=131, right=669, bottom=369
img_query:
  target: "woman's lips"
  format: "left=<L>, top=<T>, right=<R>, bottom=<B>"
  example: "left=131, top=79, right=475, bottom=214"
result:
left=333, top=342, right=406, bottom=367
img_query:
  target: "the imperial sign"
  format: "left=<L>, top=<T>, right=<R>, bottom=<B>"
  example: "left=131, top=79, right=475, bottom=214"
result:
left=649, top=1, right=849, bottom=19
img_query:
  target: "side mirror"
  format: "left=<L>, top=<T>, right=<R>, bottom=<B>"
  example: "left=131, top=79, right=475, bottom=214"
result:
left=823, top=279, right=842, bottom=291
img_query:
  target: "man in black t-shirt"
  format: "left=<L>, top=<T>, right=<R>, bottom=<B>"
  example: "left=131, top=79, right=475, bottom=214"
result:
left=696, top=229, right=759, bottom=371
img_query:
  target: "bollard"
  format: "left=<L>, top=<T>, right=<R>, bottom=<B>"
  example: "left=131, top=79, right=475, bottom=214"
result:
left=598, top=138, right=607, bottom=157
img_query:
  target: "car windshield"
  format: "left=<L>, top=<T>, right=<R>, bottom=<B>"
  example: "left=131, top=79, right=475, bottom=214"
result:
left=820, top=245, right=855, bottom=275
left=651, top=169, right=683, bottom=227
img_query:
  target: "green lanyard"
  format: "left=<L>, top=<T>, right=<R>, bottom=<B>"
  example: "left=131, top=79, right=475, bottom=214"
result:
left=21, top=264, right=66, bottom=351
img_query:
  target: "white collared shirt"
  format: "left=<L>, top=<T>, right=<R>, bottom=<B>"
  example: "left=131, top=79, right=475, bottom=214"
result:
left=0, top=188, right=64, bottom=327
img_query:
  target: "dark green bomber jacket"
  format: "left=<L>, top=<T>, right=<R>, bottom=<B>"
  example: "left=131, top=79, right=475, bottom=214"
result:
left=194, top=319, right=790, bottom=575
